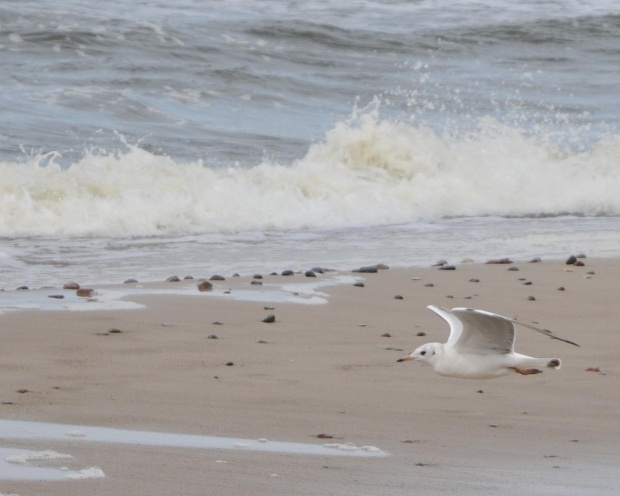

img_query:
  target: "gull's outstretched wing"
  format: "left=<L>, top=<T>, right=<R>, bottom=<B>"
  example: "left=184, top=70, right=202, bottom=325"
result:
left=427, top=306, right=515, bottom=355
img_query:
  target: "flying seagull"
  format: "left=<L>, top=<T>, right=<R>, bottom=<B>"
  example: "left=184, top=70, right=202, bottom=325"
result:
left=397, top=305, right=579, bottom=379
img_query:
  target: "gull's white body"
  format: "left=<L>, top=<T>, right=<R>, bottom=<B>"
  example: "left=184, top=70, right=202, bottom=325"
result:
left=403, top=306, right=562, bottom=379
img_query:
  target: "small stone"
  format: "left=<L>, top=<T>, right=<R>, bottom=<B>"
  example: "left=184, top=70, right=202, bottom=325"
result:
left=207, top=334, right=219, bottom=339
left=210, top=275, right=225, bottom=281
left=226, top=362, right=234, bottom=366
left=197, top=281, right=213, bottom=292
left=183, top=275, right=194, bottom=280
left=565, top=255, right=577, bottom=265
left=253, top=274, right=263, bottom=279
left=270, top=272, right=278, bottom=276
left=124, top=278, right=138, bottom=284
left=76, top=288, right=95, bottom=297
left=527, top=296, right=536, bottom=301
left=353, top=265, right=379, bottom=273
left=557, top=286, right=565, bottom=291
left=264, top=306, right=274, bottom=310
left=438, top=265, right=456, bottom=270
left=305, top=270, right=317, bottom=277
left=424, top=283, right=434, bottom=287
left=311, top=267, right=325, bottom=274
left=107, top=328, right=123, bottom=334
left=486, top=258, right=513, bottom=264
left=376, top=263, right=390, bottom=270
left=394, top=295, right=403, bottom=300
left=523, top=281, right=532, bottom=285
left=250, top=280, right=263, bottom=285
left=166, top=275, right=180, bottom=282
left=574, top=261, right=585, bottom=267
left=281, top=269, right=295, bottom=276
left=16, top=389, right=28, bottom=394
left=529, top=257, right=542, bottom=263
left=63, top=282, right=80, bottom=290
left=586, top=367, right=600, bottom=372
left=477, top=389, right=483, bottom=393
left=469, top=278, right=480, bottom=283
left=586, top=271, right=595, bottom=275
left=232, top=273, right=240, bottom=277
left=16, top=286, right=28, bottom=290
left=416, top=331, right=426, bottom=337
left=48, top=294, right=64, bottom=299
left=446, top=295, right=454, bottom=298
left=353, top=282, right=365, bottom=287
left=576, top=253, right=587, bottom=258
left=262, top=314, right=276, bottom=323
left=381, top=333, right=391, bottom=338
left=317, top=433, right=333, bottom=439
left=212, top=321, right=223, bottom=325
left=508, top=266, right=519, bottom=271
left=257, top=340, right=268, bottom=344
left=1, top=401, right=14, bottom=405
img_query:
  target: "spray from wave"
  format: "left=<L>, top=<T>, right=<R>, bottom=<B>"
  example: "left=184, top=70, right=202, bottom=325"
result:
left=1, top=104, right=619, bottom=238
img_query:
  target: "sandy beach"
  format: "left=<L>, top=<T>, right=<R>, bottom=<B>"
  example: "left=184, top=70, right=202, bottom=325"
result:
left=1, top=257, right=619, bottom=495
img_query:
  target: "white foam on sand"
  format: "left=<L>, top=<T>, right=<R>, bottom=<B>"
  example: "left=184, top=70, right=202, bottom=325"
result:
left=0, top=448, right=104, bottom=482
left=0, top=419, right=386, bottom=481
left=0, top=275, right=358, bottom=314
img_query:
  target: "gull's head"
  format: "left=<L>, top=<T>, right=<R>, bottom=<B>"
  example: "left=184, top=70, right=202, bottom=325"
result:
left=397, top=343, right=442, bottom=365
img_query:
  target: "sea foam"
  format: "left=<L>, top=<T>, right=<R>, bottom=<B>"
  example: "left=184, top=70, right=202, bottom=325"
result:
left=1, top=110, right=619, bottom=238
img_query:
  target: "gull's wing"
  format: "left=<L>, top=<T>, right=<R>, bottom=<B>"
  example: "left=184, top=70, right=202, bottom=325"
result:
left=427, top=305, right=515, bottom=355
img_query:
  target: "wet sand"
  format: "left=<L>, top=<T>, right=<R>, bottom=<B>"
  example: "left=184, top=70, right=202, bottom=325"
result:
left=1, top=258, right=619, bottom=495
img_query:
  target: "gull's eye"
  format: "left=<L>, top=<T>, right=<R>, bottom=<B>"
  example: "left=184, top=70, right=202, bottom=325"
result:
left=420, top=350, right=427, bottom=356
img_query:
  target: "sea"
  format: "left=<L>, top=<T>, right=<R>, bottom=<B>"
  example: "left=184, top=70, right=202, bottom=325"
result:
left=1, top=0, right=620, bottom=289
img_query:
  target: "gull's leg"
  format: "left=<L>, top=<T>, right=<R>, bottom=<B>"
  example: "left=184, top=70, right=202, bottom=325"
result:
left=512, top=367, right=542, bottom=375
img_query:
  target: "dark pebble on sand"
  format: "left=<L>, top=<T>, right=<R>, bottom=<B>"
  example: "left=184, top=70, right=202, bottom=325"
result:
left=197, top=281, right=213, bottom=292
left=16, top=286, right=28, bottom=290
left=281, top=270, right=295, bottom=276
left=353, top=265, right=379, bottom=273
left=166, top=275, right=180, bottom=282
left=48, top=294, right=64, bottom=299
left=210, top=275, right=225, bottom=281
left=508, top=266, right=519, bottom=271
left=17, top=389, right=28, bottom=394
left=262, top=314, right=276, bottom=323
left=124, top=278, right=138, bottom=284
left=251, top=280, right=263, bottom=285
left=63, top=282, right=80, bottom=290
left=586, top=367, right=600, bottom=372
left=574, top=261, right=585, bottom=267
left=424, top=283, right=434, bottom=287
left=311, top=267, right=325, bottom=274
left=529, top=257, right=542, bottom=263
left=257, top=340, right=268, bottom=344
left=565, top=255, right=577, bottom=265
left=382, top=333, right=391, bottom=338
left=353, top=282, right=365, bottom=287
left=212, top=321, right=223, bottom=325
left=477, top=389, right=483, bottom=393
left=226, top=362, right=234, bottom=366
left=469, top=278, right=480, bottom=283
left=416, top=332, right=426, bottom=337
left=207, top=334, right=218, bottom=339
left=438, top=265, right=456, bottom=270
left=394, top=295, right=403, bottom=300
left=305, top=271, right=317, bottom=277
left=527, top=296, right=536, bottom=301
left=557, top=286, right=565, bottom=291
left=523, top=281, right=532, bottom=285
left=317, top=434, right=333, bottom=439
left=486, top=258, right=513, bottom=264
left=76, top=288, right=95, bottom=297
left=253, top=274, right=263, bottom=279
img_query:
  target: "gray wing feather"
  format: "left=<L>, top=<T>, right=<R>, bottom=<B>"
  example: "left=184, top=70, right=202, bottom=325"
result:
left=447, top=308, right=515, bottom=355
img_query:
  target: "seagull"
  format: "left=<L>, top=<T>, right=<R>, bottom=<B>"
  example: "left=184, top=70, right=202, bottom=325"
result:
left=397, top=305, right=579, bottom=379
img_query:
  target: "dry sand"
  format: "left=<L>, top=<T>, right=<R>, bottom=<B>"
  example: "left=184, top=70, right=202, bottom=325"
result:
left=1, top=258, right=619, bottom=495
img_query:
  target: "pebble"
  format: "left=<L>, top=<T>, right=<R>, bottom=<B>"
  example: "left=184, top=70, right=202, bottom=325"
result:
left=251, top=280, right=263, bottom=285
left=508, top=266, right=519, bottom=271
left=107, top=328, right=123, bottom=334
left=262, top=314, right=276, bottom=323
left=469, top=278, right=480, bottom=283
left=438, top=265, right=456, bottom=270
left=577, top=253, right=587, bottom=258
left=16, top=286, right=29, bottom=290
left=477, top=389, right=484, bottom=393
left=586, top=367, right=600, bottom=372
left=48, top=294, right=64, bottom=299
left=381, top=333, right=391, bottom=338
left=305, top=270, right=317, bottom=277
left=226, top=362, right=234, bottom=366
left=210, top=275, right=226, bottom=281
left=416, top=332, right=426, bottom=336
left=486, top=258, right=513, bottom=264
left=124, top=278, right=138, bottom=284
left=63, top=282, right=80, bottom=289
left=523, top=281, right=532, bottom=285
left=574, top=261, right=585, bottom=267
left=253, top=274, right=263, bottom=279
left=212, top=321, right=223, bottom=325
left=529, top=257, right=542, bottom=263
left=394, top=295, right=403, bottom=300
left=257, top=340, right=268, bottom=344
left=565, top=255, right=577, bottom=265
left=317, top=433, right=333, bottom=439
left=183, top=275, right=194, bottom=280
left=264, top=306, right=275, bottom=310
left=17, top=389, right=28, bottom=394
left=353, top=265, right=379, bottom=273
left=527, top=296, right=536, bottom=301
left=424, top=283, right=434, bottom=287
left=557, top=286, right=565, bottom=291
left=197, top=281, right=213, bottom=292
left=311, top=267, right=325, bottom=274
left=207, top=334, right=219, bottom=339
left=166, top=275, right=180, bottom=282
left=353, top=282, right=365, bottom=287
left=76, top=288, right=95, bottom=297
left=281, top=270, right=295, bottom=276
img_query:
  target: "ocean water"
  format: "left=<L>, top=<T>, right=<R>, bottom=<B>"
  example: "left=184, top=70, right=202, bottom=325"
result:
left=1, top=0, right=620, bottom=288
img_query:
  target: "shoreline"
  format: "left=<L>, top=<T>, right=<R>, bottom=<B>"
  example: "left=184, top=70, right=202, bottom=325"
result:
left=1, top=258, right=618, bottom=494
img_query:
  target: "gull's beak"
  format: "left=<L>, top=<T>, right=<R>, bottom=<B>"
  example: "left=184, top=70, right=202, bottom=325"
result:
left=397, top=356, right=414, bottom=363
